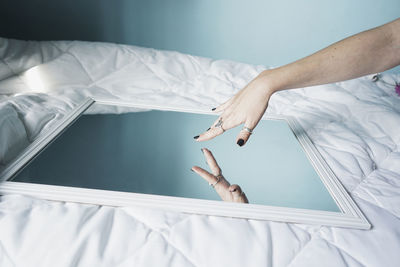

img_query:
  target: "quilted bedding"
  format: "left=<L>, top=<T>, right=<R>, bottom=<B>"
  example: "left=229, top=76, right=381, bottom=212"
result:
left=0, top=37, right=399, bottom=267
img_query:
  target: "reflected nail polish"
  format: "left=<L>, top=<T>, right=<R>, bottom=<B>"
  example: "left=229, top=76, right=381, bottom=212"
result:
left=211, top=108, right=216, bottom=111
left=237, top=139, right=244, bottom=146
left=194, top=135, right=199, bottom=139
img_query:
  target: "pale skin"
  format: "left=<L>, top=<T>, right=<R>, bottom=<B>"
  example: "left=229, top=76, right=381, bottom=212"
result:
left=192, top=148, right=248, bottom=203
left=194, top=18, right=400, bottom=146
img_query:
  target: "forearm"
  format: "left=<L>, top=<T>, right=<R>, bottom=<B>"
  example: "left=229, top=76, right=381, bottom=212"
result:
left=260, top=18, right=400, bottom=93
left=196, top=18, right=400, bottom=145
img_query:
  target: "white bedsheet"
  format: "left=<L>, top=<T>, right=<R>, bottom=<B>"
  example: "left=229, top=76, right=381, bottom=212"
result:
left=0, top=37, right=400, bottom=267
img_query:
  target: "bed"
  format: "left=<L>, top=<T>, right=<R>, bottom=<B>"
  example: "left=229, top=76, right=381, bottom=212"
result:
left=0, top=37, right=399, bottom=267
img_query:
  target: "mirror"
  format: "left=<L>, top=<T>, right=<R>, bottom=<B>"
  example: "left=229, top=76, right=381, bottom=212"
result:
left=10, top=102, right=340, bottom=212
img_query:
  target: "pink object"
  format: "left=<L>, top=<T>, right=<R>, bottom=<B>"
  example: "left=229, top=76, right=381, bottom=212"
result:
left=396, top=83, right=400, bottom=96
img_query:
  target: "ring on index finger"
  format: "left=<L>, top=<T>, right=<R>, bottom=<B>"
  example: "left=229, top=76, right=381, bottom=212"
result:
left=209, top=174, right=222, bottom=187
left=214, top=118, right=225, bottom=132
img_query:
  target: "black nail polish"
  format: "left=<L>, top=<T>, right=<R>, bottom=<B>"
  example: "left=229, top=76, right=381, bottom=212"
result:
left=190, top=168, right=194, bottom=172
left=194, top=135, right=199, bottom=139
left=211, top=108, right=216, bottom=111
left=206, top=127, right=211, bottom=131
left=237, top=139, right=244, bottom=147
left=201, top=148, right=204, bottom=153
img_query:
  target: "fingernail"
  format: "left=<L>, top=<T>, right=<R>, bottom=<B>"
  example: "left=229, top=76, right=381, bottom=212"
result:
left=237, top=139, right=244, bottom=146
left=211, top=108, right=216, bottom=111
left=230, top=188, right=237, bottom=192
left=194, top=135, right=199, bottom=139
left=201, top=148, right=204, bottom=153
left=190, top=168, right=194, bottom=172
left=206, top=127, right=211, bottom=131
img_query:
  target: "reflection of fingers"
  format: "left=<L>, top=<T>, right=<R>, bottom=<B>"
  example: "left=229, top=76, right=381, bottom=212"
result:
left=229, top=184, right=248, bottom=203
left=213, top=176, right=231, bottom=200
left=239, top=193, right=249, bottom=203
left=191, top=166, right=218, bottom=185
left=201, top=148, right=221, bottom=176
left=229, top=184, right=242, bottom=194
left=192, top=167, right=231, bottom=200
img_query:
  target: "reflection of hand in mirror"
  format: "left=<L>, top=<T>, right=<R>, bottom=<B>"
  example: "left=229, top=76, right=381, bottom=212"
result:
left=191, top=148, right=249, bottom=203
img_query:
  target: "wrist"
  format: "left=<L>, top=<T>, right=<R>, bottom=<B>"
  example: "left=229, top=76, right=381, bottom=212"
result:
left=257, top=69, right=278, bottom=96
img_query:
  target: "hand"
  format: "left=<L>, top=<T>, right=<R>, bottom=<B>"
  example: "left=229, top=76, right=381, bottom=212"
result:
left=192, top=148, right=248, bottom=203
left=194, top=71, right=274, bottom=146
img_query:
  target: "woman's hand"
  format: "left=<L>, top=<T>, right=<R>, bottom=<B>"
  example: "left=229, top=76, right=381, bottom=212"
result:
left=194, top=71, right=274, bottom=146
left=194, top=19, right=400, bottom=147
left=192, top=148, right=248, bottom=203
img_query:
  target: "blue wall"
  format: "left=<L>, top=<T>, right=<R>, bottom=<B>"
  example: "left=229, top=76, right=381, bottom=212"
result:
left=0, top=0, right=399, bottom=70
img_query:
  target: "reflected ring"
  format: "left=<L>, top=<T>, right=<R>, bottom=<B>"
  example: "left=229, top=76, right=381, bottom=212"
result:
left=210, top=174, right=222, bottom=187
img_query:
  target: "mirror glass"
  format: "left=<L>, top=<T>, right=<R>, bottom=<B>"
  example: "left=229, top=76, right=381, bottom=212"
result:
left=11, top=103, right=340, bottom=212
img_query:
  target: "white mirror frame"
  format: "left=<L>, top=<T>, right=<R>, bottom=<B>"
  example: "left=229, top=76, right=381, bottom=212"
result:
left=0, top=98, right=371, bottom=229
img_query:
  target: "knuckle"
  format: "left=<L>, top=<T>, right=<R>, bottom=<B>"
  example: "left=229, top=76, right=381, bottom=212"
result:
left=216, top=169, right=222, bottom=176
left=232, top=185, right=242, bottom=194
left=229, top=184, right=239, bottom=191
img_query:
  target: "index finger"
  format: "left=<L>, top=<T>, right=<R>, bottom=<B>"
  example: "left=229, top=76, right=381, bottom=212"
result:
left=195, top=114, right=240, bottom=142
left=196, top=125, right=224, bottom=142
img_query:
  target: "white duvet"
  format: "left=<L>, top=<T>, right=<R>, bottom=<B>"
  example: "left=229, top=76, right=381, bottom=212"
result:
left=0, top=37, right=399, bottom=267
